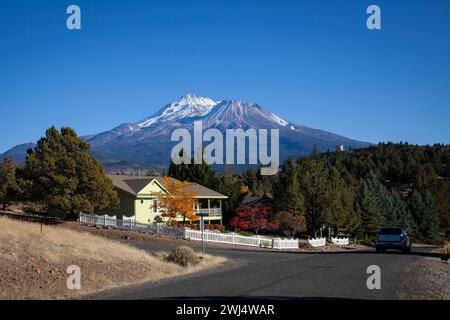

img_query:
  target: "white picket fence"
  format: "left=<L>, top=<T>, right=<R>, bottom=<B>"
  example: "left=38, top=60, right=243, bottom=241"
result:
left=272, top=238, right=300, bottom=250
left=79, top=213, right=298, bottom=250
left=331, top=237, right=350, bottom=246
left=79, top=213, right=119, bottom=227
left=308, top=238, right=326, bottom=247
left=79, top=213, right=185, bottom=237
left=183, top=228, right=297, bottom=249
left=184, top=228, right=260, bottom=247
left=181, top=229, right=298, bottom=250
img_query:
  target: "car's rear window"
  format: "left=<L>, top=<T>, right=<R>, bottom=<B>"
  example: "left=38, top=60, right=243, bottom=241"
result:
left=379, top=228, right=402, bottom=235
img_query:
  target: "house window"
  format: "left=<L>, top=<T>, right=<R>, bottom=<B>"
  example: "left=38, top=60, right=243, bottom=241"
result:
left=141, top=199, right=144, bottom=204
left=152, top=199, right=158, bottom=213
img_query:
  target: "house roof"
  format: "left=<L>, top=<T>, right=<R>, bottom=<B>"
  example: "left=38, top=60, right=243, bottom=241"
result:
left=242, top=195, right=274, bottom=206
left=108, top=175, right=228, bottom=199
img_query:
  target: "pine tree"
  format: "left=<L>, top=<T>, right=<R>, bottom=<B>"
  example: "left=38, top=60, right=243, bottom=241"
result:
left=299, top=158, right=330, bottom=235
left=22, top=127, right=117, bottom=219
left=168, top=149, right=190, bottom=182
left=272, top=157, right=305, bottom=215
left=216, top=175, right=247, bottom=225
left=0, top=157, right=18, bottom=210
left=356, top=178, right=385, bottom=236
left=384, top=191, right=416, bottom=236
left=189, top=160, right=218, bottom=188
left=168, top=149, right=218, bottom=188
left=324, top=167, right=360, bottom=234
left=408, top=188, right=440, bottom=241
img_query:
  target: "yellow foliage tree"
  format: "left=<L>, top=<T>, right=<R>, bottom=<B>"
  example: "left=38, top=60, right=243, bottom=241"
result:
left=153, top=176, right=197, bottom=225
left=240, top=185, right=249, bottom=194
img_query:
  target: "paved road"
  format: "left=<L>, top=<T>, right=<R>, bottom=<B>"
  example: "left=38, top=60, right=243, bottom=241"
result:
left=91, top=241, right=437, bottom=300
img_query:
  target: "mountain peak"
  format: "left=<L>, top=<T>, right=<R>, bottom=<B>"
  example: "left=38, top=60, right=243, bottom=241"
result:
left=220, top=99, right=257, bottom=108
left=203, top=99, right=290, bottom=128
left=179, top=92, right=200, bottom=100
left=136, top=95, right=292, bottom=130
left=137, top=94, right=218, bottom=128
left=213, top=100, right=260, bottom=115
left=174, top=93, right=217, bottom=108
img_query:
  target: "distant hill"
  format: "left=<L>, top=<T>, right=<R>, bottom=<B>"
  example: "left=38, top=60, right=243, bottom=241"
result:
left=1, top=143, right=36, bottom=163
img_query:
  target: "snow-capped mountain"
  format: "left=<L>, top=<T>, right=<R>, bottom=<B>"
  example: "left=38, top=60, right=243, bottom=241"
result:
left=200, top=100, right=290, bottom=129
left=82, top=94, right=370, bottom=169
left=1, top=93, right=371, bottom=170
left=137, top=93, right=218, bottom=128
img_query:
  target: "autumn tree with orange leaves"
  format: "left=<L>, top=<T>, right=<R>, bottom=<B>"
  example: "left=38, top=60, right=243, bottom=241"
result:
left=153, top=176, right=197, bottom=225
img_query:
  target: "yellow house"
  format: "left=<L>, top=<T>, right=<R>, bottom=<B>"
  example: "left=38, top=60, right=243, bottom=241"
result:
left=108, top=175, right=227, bottom=225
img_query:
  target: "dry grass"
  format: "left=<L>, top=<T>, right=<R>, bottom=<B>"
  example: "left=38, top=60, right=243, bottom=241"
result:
left=0, top=216, right=226, bottom=300
left=0, top=217, right=158, bottom=264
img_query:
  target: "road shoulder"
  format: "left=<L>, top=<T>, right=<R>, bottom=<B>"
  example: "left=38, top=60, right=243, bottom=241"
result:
left=396, top=257, right=450, bottom=300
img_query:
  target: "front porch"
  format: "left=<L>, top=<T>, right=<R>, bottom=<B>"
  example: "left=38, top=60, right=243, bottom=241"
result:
left=195, top=198, right=222, bottom=216
left=196, top=198, right=222, bottom=215
left=178, top=198, right=223, bottom=224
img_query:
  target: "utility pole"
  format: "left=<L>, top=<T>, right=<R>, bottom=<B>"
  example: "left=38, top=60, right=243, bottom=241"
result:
left=196, top=213, right=208, bottom=255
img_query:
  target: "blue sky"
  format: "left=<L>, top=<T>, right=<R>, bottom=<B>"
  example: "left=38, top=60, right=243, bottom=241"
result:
left=1, top=0, right=449, bottom=153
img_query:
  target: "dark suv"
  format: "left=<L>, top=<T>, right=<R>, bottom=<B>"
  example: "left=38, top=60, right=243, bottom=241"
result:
left=376, top=227, right=411, bottom=253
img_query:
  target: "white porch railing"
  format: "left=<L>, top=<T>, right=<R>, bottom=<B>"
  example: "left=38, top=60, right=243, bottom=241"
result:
left=331, top=237, right=349, bottom=245
left=79, top=213, right=298, bottom=250
left=308, top=238, right=326, bottom=247
left=195, top=208, right=222, bottom=217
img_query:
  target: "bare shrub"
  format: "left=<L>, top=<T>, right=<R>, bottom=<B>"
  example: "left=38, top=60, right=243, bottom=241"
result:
left=166, top=246, right=199, bottom=267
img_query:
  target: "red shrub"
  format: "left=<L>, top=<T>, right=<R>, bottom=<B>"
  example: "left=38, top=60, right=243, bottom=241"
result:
left=230, top=203, right=278, bottom=235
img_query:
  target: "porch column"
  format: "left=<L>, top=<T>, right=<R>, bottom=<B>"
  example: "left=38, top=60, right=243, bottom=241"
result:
left=208, top=199, right=211, bottom=216
left=220, top=200, right=223, bottom=225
